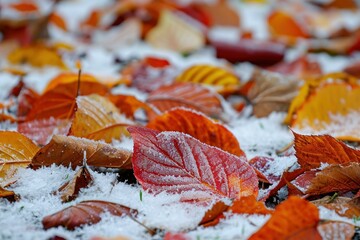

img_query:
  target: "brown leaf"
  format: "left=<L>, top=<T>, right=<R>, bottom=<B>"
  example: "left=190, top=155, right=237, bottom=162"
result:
left=294, top=132, right=360, bottom=170
left=57, top=165, right=94, bottom=203
left=246, top=69, right=300, bottom=117
left=317, top=221, right=355, bottom=240
left=249, top=196, right=320, bottom=240
left=42, top=200, right=137, bottom=230
left=31, top=135, right=132, bottom=170
left=0, top=131, right=39, bottom=179
left=69, top=95, right=132, bottom=143
left=147, top=82, right=223, bottom=119
left=0, top=186, right=18, bottom=202
left=147, top=108, right=244, bottom=156
left=306, top=163, right=360, bottom=196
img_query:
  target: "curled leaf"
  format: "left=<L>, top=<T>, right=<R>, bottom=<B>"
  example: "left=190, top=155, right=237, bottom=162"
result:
left=128, top=126, right=258, bottom=202
left=57, top=165, right=94, bottom=203
left=42, top=200, right=137, bottom=230
left=147, top=108, right=243, bottom=156
left=31, top=135, right=132, bottom=170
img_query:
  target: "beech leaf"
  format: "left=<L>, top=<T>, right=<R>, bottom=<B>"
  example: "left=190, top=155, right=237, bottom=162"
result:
left=128, top=126, right=258, bottom=202
left=147, top=108, right=244, bottom=156
left=294, top=132, right=360, bottom=170
left=31, top=135, right=132, bottom=170
left=42, top=200, right=137, bottom=230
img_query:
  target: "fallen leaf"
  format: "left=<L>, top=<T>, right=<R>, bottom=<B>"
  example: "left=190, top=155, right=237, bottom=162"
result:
left=42, top=200, right=137, bottom=230
left=9, top=2, right=38, bottom=13
left=31, top=135, right=132, bottom=169
left=229, top=195, right=273, bottom=215
left=7, top=44, right=67, bottom=69
left=344, top=60, right=360, bottom=78
left=0, top=131, right=39, bottom=179
left=69, top=95, right=132, bottom=142
left=245, top=69, right=300, bottom=117
left=249, top=196, right=320, bottom=240
left=306, top=163, right=360, bottom=196
left=128, top=126, right=258, bottom=202
left=211, top=39, right=286, bottom=66
left=146, top=10, right=205, bottom=53
left=17, top=87, right=39, bottom=119
left=196, top=1, right=240, bottom=27
left=317, top=221, right=355, bottom=240
left=268, top=10, right=309, bottom=43
left=109, top=94, right=153, bottom=120
left=49, top=12, right=67, bottom=31
left=57, top=165, right=94, bottom=203
left=288, top=75, right=360, bottom=141
left=200, top=201, right=229, bottom=227
left=0, top=186, right=18, bottom=202
left=147, top=108, right=244, bottom=156
left=43, top=73, right=99, bottom=93
left=249, top=156, right=281, bottom=184
left=175, top=65, right=240, bottom=94
left=26, top=81, right=109, bottom=121
left=293, top=132, right=360, bottom=170
left=164, top=232, right=190, bottom=240
left=18, top=118, right=71, bottom=146
left=312, top=196, right=360, bottom=219
left=147, top=82, right=223, bottom=119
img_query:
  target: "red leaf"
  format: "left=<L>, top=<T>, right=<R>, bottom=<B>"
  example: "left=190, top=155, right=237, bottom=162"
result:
left=249, top=156, right=281, bottom=184
left=128, top=126, right=258, bottom=202
left=42, top=200, right=137, bottom=230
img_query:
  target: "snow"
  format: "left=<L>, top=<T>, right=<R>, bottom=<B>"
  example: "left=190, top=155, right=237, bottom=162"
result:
left=1, top=0, right=360, bottom=239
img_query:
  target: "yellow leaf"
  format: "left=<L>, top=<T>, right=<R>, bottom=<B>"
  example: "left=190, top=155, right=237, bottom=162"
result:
left=7, top=44, right=67, bottom=69
left=0, top=131, right=39, bottom=180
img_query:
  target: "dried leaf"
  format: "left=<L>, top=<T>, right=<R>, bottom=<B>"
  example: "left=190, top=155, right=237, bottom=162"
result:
left=147, top=108, right=243, bottom=156
left=0, top=186, right=18, bottom=202
left=288, top=76, right=360, bottom=141
left=42, top=200, right=137, bottom=230
left=246, top=69, right=300, bottom=117
left=128, top=126, right=258, bottom=202
left=200, top=201, right=229, bottom=227
left=249, top=196, right=320, bottom=240
left=294, top=132, right=360, bottom=170
left=312, top=196, right=360, bottom=219
left=196, top=1, right=239, bottom=27
left=43, top=73, right=99, bottom=93
left=229, top=195, right=273, bottom=215
left=18, top=118, right=71, bottom=146
left=211, top=40, right=285, bottom=66
left=57, top=165, right=94, bottom=203
left=317, top=221, right=355, bottom=240
left=147, top=82, right=223, bottom=119
left=49, top=13, right=67, bottom=31
left=249, top=156, right=281, bottom=184
left=306, top=163, right=360, bottom=196
left=69, top=95, right=132, bottom=142
left=26, top=81, right=109, bottom=121
left=0, top=131, right=39, bottom=179
left=31, top=135, right=132, bottom=169
left=146, top=11, right=205, bottom=53
left=17, top=87, right=39, bottom=119
left=175, top=65, right=240, bottom=94
left=344, top=60, right=360, bottom=78
left=9, top=2, right=38, bottom=13
left=7, top=44, right=67, bottom=69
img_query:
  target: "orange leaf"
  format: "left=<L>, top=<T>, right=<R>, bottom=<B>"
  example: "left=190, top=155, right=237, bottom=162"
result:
left=128, top=126, right=258, bottom=202
left=57, top=165, right=94, bottom=203
left=268, top=11, right=309, bottom=41
left=312, top=196, right=360, bottom=219
left=49, top=13, right=67, bottom=31
left=175, top=65, right=240, bottom=94
left=81, top=10, right=101, bottom=29
left=0, top=131, right=39, bottom=179
left=9, top=2, right=38, bottom=12
left=43, top=73, right=98, bottom=93
left=69, top=95, right=132, bottom=142
left=0, top=186, right=18, bottom=202
left=147, top=82, right=223, bottom=119
left=200, top=201, right=229, bottom=227
left=147, top=108, right=244, bottom=156
left=317, top=221, right=355, bottom=240
left=109, top=94, right=152, bottom=120
left=229, top=195, right=273, bottom=215
left=26, top=81, right=109, bottom=121
left=293, top=132, right=360, bottom=170
left=249, top=196, right=320, bottom=240
left=196, top=0, right=240, bottom=27
left=42, top=200, right=137, bottom=230
left=31, top=135, right=132, bottom=170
